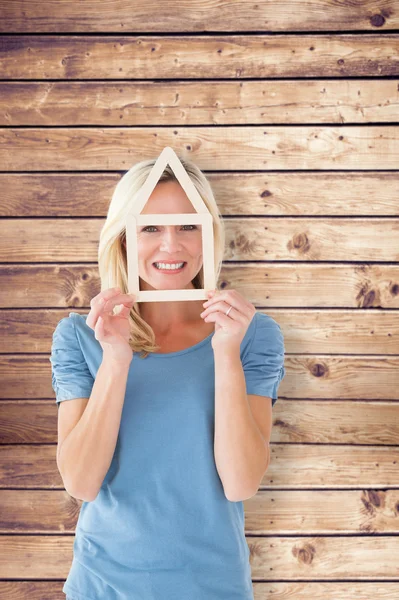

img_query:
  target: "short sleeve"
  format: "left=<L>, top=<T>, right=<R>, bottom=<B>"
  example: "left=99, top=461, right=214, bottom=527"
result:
left=242, top=313, right=286, bottom=407
left=49, top=313, right=95, bottom=408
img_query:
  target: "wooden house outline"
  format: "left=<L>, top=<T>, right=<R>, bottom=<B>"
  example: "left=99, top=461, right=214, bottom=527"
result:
left=125, top=146, right=216, bottom=302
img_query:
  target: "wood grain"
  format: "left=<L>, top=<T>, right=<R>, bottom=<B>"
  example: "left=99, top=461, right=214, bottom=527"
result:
left=1, top=533, right=398, bottom=578
left=1, top=126, right=399, bottom=171
left=1, top=80, right=398, bottom=126
left=0, top=353, right=398, bottom=399
left=1, top=1, right=398, bottom=596
left=0, top=445, right=398, bottom=488
left=1, top=309, right=397, bottom=354
left=2, top=217, right=399, bottom=261
left=1, top=0, right=398, bottom=33
left=1, top=401, right=399, bottom=444
left=1, top=35, right=398, bottom=79
left=2, top=172, right=399, bottom=217
left=1, top=264, right=398, bottom=308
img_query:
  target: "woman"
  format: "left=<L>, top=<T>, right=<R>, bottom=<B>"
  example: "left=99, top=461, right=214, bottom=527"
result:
left=51, top=154, right=286, bottom=599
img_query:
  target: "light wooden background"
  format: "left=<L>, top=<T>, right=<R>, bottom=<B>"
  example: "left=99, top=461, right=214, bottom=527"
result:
left=0, top=1, right=399, bottom=598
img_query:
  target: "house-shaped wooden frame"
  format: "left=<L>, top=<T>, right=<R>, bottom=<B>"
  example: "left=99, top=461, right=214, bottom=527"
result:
left=125, top=146, right=216, bottom=302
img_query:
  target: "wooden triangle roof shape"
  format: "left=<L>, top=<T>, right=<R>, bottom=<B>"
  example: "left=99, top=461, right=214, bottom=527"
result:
left=128, top=146, right=210, bottom=217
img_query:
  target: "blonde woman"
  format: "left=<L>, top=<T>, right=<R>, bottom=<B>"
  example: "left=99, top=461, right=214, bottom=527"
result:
left=50, top=154, right=286, bottom=599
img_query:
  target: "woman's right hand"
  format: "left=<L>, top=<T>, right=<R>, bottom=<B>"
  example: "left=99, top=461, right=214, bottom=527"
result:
left=86, top=287, right=136, bottom=363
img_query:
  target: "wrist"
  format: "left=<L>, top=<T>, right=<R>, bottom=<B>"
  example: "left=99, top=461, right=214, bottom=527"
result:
left=212, top=344, right=241, bottom=362
left=101, top=349, right=133, bottom=369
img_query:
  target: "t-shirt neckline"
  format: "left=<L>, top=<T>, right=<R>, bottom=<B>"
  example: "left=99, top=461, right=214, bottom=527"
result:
left=143, top=330, right=215, bottom=358
left=79, top=312, right=214, bottom=359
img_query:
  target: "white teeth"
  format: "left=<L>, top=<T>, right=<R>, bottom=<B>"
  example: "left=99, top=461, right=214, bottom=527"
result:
left=154, top=262, right=185, bottom=270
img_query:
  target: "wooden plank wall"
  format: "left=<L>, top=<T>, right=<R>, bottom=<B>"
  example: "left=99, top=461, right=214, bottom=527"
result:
left=0, top=1, right=399, bottom=598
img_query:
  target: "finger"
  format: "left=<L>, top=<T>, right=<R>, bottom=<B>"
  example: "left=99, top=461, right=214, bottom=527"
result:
left=206, top=312, right=229, bottom=328
left=118, top=304, right=132, bottom=317
left=87, top=292, right=134, bottom=328
left=204, top=310, right=243, bottom=329
left=101, top=293, right=135, bottom=313
left=203, top=293, right=253, bottom=319
left=203, top=302, right=247, bottom=325
left=89, top=287, right=124, bottom=319
left=94, top=314, right=104, bottom=338
left=92, top=287, right=122, bottom=305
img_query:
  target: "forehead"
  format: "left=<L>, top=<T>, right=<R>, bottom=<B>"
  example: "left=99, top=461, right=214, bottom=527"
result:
left=141, top=181, right=196, bottom=214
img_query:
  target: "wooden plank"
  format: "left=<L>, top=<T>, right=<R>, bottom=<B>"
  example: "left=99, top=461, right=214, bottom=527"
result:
left=2, top=488, right=399, bottom=533
left=1, top=400, right=399, bottom=444
left=2, top=172, right=399, bottom=217
left=1, top=309, right=398, bottom=354
left=1, top=126, right=398, bottom=171
left=0, top=532, right=398, bottom=579
left=1, top=80, right=398, bottom=125
left=0, top=490, right=81, bottom=531
left=1, top=264, right=398, bottom=308
left=0, top=582, right=65, bottom=599
left=1, top=0, right=398, bottom=33
left=1, top=581, right=398, bottom=600
left=0, top=173, right=122, bottom=217
left=245, top=489, right=399, bottom=533
left=0, top=310, right=86, bottom=353
left=2, top=217, right=399, bottom=262
left=0, top=353, right=398, bottom=399
left=248, top=536, right=399, bottom=579
left=1, top=445, right=398, bottom=488
left=1, top=35, right=398, bottom=79
left=257, top=583, right=399, bottom=599
left=271, top=400, right=399, bottom=443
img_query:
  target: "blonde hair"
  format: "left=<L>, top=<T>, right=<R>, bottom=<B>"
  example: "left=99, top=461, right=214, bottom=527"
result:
left=98, top=153, right=225, bottom=358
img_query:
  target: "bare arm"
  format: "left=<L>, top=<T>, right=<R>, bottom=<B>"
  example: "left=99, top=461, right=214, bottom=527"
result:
left=213, top=348, right=268, bottom=502
left=57, top=353, right=132, bottom=502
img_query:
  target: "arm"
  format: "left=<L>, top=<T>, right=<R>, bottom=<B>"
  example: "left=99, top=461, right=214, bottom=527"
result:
left=57, top=353, right=131, bottom=502
left=213, top=347, right=269, bottom=502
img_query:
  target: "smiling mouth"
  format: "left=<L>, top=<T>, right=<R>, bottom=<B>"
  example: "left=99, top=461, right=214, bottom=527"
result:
left=152, top=262, right=187, bottom=273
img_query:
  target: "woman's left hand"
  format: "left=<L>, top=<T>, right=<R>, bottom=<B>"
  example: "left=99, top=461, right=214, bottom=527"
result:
left=200, top=288, right=256, bottom=352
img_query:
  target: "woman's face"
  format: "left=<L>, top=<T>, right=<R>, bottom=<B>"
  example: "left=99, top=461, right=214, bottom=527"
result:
left=133, top=180, right=204, bottom=292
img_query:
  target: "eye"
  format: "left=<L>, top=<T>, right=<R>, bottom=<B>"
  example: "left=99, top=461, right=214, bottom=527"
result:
left=141, top=225, right=198, bottom=232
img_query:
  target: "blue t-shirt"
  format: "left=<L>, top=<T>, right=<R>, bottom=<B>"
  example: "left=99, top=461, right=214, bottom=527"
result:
left=50, top=310, right=285, bottom=600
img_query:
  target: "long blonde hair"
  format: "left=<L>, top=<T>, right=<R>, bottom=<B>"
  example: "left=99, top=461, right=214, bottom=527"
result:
left=98, top=153, right=225, bottom=358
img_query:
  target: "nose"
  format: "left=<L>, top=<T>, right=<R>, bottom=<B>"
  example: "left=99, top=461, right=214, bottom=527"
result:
left=159, top=227, right=183, bottom=251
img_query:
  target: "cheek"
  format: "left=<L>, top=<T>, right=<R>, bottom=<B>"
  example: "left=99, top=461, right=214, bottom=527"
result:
left=137, top=239, right=154, bottom=256
left=193, top=239, right=204, bottom=255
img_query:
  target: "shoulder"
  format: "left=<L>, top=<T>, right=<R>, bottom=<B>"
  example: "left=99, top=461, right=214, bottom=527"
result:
left=50, top=313, right=95, bottom=404
left=51, top=312, right=77, bottom=345
left=51, top=311, right=93, bottom=348
left=241, top=312, right=285, bottom=405
left=246, top=311, right=284, bottom=356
